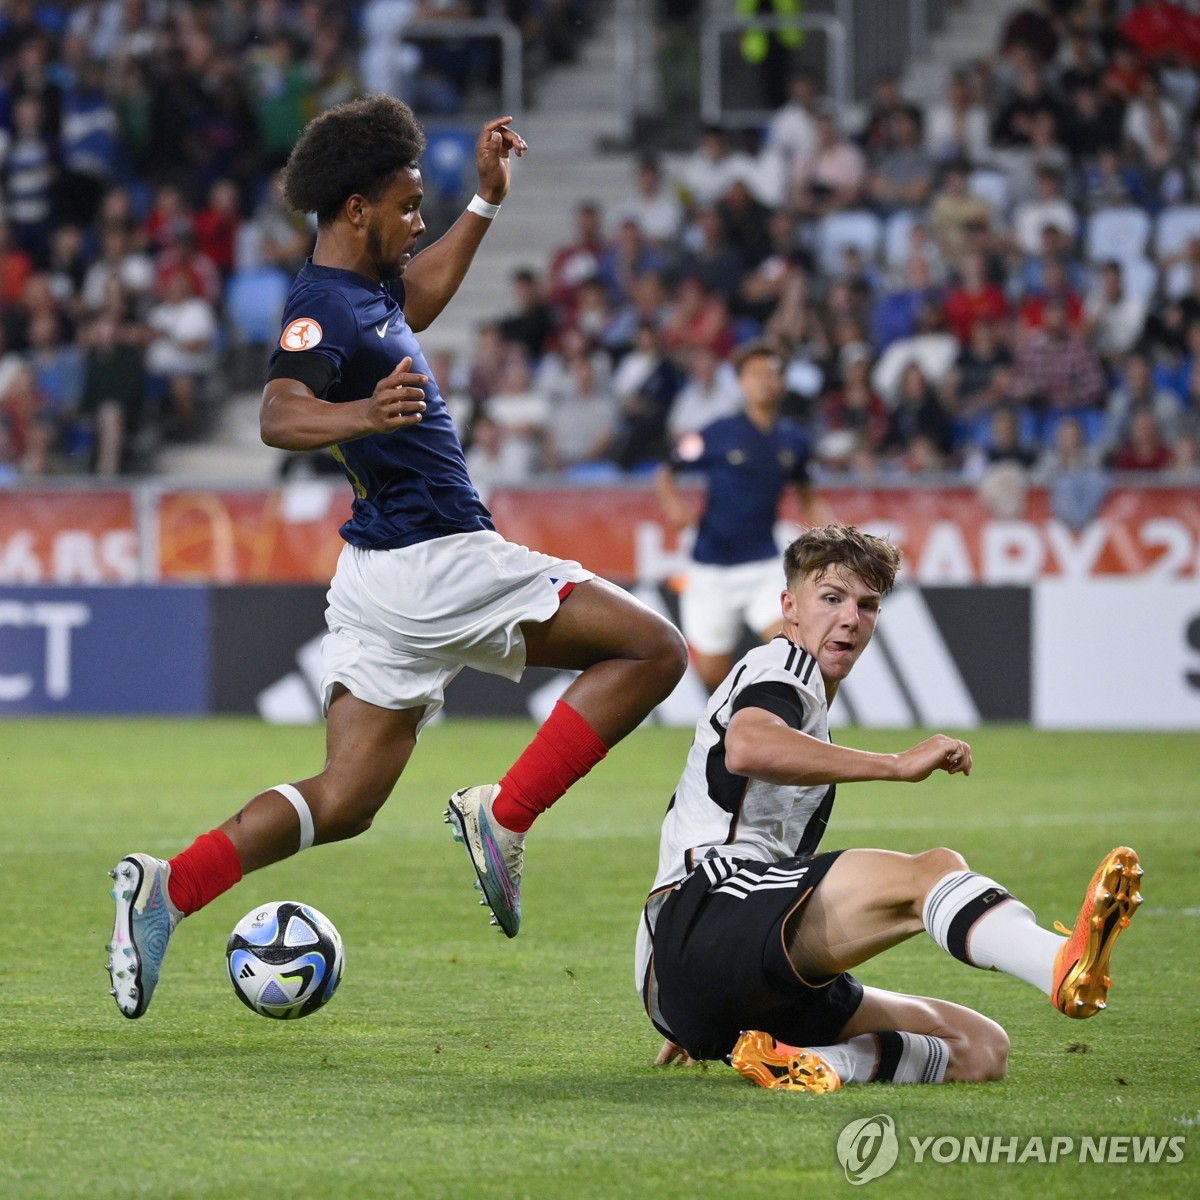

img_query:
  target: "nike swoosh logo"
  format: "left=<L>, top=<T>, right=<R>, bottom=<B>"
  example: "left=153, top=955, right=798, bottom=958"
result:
left=375, top=321, right=389, bottom=338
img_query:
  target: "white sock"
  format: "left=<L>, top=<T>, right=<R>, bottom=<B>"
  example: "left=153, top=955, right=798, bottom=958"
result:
left=813, top=1032, right=949, bottom=1085
left=923, top=869, right=1064, bottom=996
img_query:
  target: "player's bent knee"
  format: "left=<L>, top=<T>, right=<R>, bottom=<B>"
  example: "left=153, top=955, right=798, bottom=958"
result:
left=916, top=846, right=969, bottom=884
left=947, top=1012, right=1010, bottom=1082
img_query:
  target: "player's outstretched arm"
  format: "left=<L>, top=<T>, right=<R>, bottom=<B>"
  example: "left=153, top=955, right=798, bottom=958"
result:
left=725, top=708, right=972, bottom=786
left=260, top=358, right=429, bottom=451
left=402, top=117, right=527, bottom=332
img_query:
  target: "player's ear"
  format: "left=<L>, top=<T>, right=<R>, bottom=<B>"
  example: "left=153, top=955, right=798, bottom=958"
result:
left=345, top=193, right=368, bottom=229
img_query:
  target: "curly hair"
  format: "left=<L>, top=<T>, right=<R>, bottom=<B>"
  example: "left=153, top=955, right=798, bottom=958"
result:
left=281, top=95, right=428, bottom=226
left=783, top=524, right=901, bottom=595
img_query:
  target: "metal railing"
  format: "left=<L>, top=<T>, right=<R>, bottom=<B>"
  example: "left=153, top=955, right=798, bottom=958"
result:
left=614, top=0, right=952, bottom=138
left=701, top=13, right=850, bottom=127
left=401, top=18, right=525, bottom=119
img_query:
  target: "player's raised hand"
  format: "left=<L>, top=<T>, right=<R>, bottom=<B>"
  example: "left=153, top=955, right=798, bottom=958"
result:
left=475, top=116, right=527, bottom=202
left=895, top=734, right=973, bottom=781
left=366, top=357, right=427, bottom=432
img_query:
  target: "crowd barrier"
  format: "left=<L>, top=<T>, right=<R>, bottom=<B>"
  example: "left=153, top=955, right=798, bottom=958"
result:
left=1, top=482, right=1197, bottom=729
left=2, top=482, right=1198, bottom=585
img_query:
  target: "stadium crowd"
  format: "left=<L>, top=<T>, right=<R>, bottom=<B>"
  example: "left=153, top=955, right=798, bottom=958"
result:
left=0, top=0, right=593, bottom=479
left=1, top=0, right=1199, bottom=510
left=455, top=0, right=1200, bottom=514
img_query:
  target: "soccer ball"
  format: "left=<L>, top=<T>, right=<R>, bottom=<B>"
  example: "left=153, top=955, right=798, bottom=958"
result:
left=226, top=901, right=345, bottom=1020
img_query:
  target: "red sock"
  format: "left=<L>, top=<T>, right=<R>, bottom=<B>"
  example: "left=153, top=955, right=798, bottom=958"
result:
left=493, top=700, right=609, bottom=833
left=167, top=829, right=244, bottom=916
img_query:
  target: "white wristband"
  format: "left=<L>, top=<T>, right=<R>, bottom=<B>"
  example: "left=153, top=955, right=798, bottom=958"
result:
left=467, top=194, right=501, bottom=220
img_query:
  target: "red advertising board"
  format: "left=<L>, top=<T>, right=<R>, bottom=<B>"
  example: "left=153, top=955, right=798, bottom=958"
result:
left=2, top=483, right=1198, bottom=584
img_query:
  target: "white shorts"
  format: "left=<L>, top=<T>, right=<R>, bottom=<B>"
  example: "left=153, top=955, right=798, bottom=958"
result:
left=679, top=558, right=785, bottom=656
left=322, top=530, right=593, bottom=731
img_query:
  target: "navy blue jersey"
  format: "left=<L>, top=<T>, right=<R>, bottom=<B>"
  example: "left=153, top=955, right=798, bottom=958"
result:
left=671, top=413, right=811, bottom=566
left=267, top=261, right=494, bottom=549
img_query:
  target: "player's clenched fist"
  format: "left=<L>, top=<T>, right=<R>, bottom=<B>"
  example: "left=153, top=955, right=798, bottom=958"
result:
left=896, top=734, right=973, bottom=781
left=366, top=357, right=427, bottom=431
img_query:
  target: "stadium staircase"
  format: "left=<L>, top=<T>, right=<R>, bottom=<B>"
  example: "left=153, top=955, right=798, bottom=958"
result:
left=157, top=0, right=1005, bottom=481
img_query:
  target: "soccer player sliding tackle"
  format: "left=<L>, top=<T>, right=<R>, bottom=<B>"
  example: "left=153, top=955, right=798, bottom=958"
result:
left=636, top=524, right=1142, bottom=1090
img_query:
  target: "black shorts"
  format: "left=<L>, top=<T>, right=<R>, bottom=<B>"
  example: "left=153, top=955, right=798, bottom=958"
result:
left=650, top=851, right=864, bottom=1062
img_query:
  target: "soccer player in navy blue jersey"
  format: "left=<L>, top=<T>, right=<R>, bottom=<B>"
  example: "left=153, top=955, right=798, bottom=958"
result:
left=656, top=337, right=831, bottom=692
left=107, top=96, right=687, bottom=1019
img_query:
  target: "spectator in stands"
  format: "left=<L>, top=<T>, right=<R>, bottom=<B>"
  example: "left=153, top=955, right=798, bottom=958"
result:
left=1018, top=255, right=1084, bottom=334
left=969, top=405, right=1038, bottom=474
left=871, top=253, right=943, bottom=352
left=193, top=179, right=243, bottom=281
left=929, top=159, right=995, bottom=268
left=480, top=355, right=549, bottom=478
left=1107, top=404, right=1173, bottom=470
left=1000, top=0, right=1063, bottom=65
left=947, top=316, right=1015, bottom=419
left=1010, top=296, right=1107, bottom=415
left=547, top=199, right=606, bottom=323
left=25, top=308, right=85, bottom=471
left=598, top=217, right=668, bottom=308
left=1060, top=79, right=1124, bottom=164
left=717, top=179, right=774, bottom=275
left=142, top=182, right=194, bottom=255
left=868, top=108, right=936, bottom=216
left=497, top=268, right=557, bottom=364
left=788, top=109, right=867, bottom=217
left=669, top=204, right=749, bottom=304
left=925, top=70, right=992, bottom=166
left=873, top=297, right=959, bottom=402
left=80, top=219, right=154, bottom=314
left=144, top=269, right=218, bottom=440
left=463, top=411, right=531, bottom=493
left=675, top=125, right=763, bottom=211
left=1120, top=1, right=1200, bottom=68
left=859, top=72, right=922, bottom=158
left=610, top=320, right=686, bottom=470
left=736, top=209, right=803, bottom=326
left=152, top=222, right=221, bottom=305
left=881, top=361, right=956, bottom=465
left=1001, top=109, right=1072, bottom=208
left=0, top=220, right=34, bottom=309
left=667, top=344, right=741, bottom=441
left=818, top=343, right=888, bottom=459
left=993, top=50, right=1065, bottom=150
left=765, top=71, right=820, bottom=175
left=1084, top=261, right=1150, bottom=361
left=4, top=94, right=59, bottom=266
left=237, top=169, right=313, bottom=275
left=944, top=250, right=1010, bottom=346
left=249, top=33, right=314, bottom=172
left=58, top=55, right=119, bottom=229
left=1012, top=165, right=1079, bottom=257
left=661, top=275, right=735, bottom=361
left=1102, top=348, right=1184, bottom=451
left=612, top=155, right=684, bottom=249
left=1077, top=144, right=1148, bottom=212
left=570, top=276, right=622, bottom=353
left=541, top=349, right=619, bottom=475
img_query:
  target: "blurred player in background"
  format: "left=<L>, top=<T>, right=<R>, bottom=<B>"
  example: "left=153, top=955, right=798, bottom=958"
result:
left=107, top=95, right=687, bottom=1019
left=638, top=523, right=1142, bottom=1089
left=656, top=337, right=830, bottom=692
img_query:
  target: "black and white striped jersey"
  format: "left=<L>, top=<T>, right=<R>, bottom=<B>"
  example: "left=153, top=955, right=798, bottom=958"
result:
left=635, top=635, right=837, bottom=997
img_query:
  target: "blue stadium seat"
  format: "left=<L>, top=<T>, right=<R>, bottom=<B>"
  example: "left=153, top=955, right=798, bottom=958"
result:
left=422, top=128, right=477, bottom=202
left=225, top=267, right=291, bottom=346
left=814, top=210, right=883, bottom=275
left=1085, top=207, right=1151, bottom=266
left=1153, top=205, right=1200, bottom=261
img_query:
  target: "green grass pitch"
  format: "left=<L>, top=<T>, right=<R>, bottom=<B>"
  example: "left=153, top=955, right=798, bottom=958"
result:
left=1, top=718, right=1197, bottom=1199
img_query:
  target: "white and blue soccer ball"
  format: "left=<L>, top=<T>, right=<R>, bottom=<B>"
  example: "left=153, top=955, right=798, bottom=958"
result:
left=226, top=901, right=345, bottom=1020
